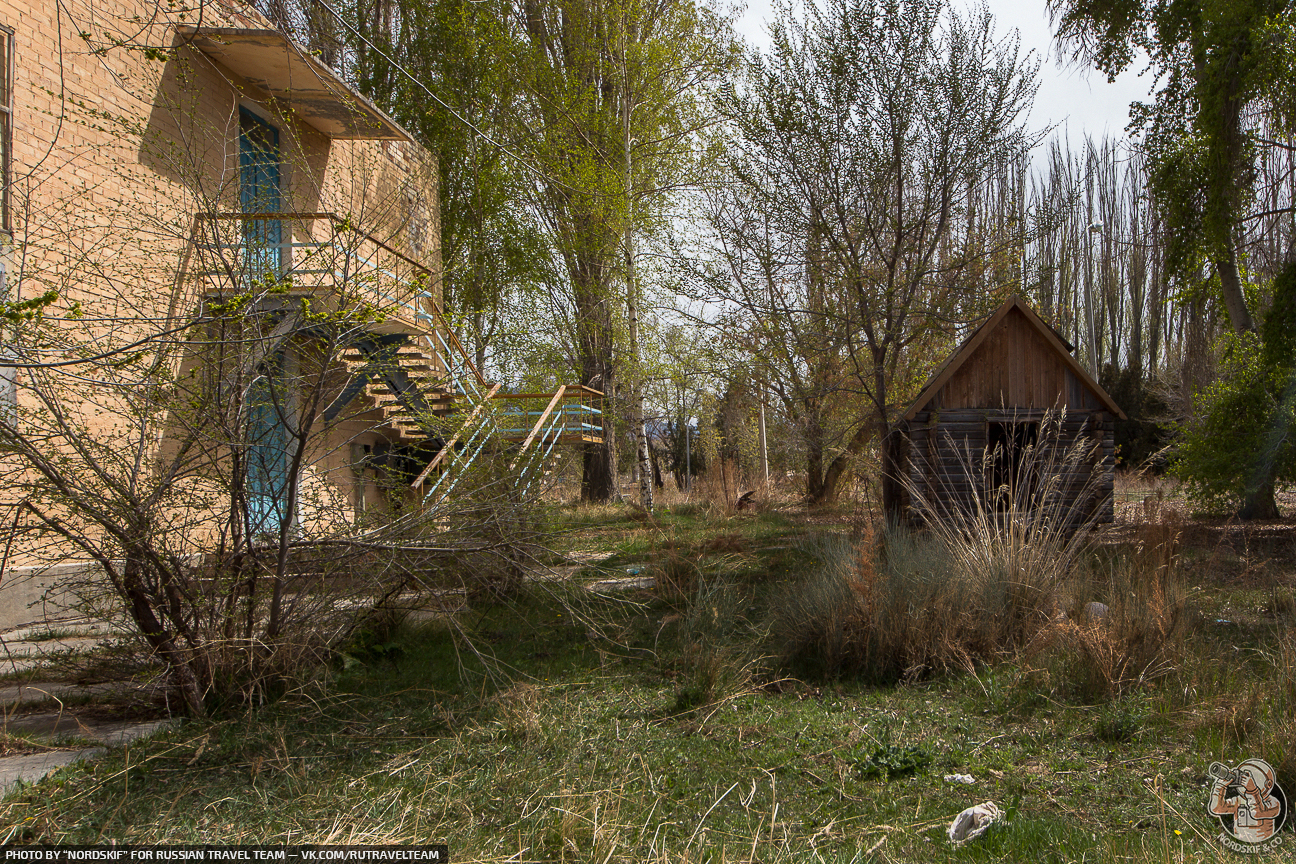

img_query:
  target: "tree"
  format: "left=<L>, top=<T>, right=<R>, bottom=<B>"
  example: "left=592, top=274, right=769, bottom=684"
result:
left=1048, top=0, right=1296, bottom=517
left=342, top=0, right=552, bottom=373
left=265, top=0, right=734, bottom=505
left=510, top=0, right=735, bottom=502
left=703, top=0, right=1039, bottom=510
left=1047, top=0, right=1287, bottom=336
left=1174, top=261, right=1296, bottom=517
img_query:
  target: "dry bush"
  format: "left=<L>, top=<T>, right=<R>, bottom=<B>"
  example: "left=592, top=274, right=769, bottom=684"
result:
left=773, top=526, right=1066, bottom=684
left=1053, top=510, right=1186, bottom=700
left=776, top=418, right=1115, bottom=685
left=653, top=542, right=700, bottom=606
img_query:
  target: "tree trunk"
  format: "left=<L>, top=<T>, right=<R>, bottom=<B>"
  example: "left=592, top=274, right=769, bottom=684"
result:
left=1216, top=250, right=1256, bottom=334
left=813, top=419, right=885, bottom=506
left=879, top=428, right=903, bottom=523
left=574, top=262, right=619, bottom=502
left=582, top=384, right=618, bottom=501
left=805, top=415, right=825, bottom=501
left=1239, top=475, right=1280, bottom=520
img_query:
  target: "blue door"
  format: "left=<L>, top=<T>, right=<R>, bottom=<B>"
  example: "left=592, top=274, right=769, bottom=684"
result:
left=240, top=109, right=290, bottom=535
left=246, top=352, right=291, bottom=535
left=239, top=108, right=282, bottom=283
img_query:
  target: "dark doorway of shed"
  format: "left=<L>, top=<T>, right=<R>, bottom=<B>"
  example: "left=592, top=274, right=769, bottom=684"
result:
left=988, top=420, right=1038, bottom=510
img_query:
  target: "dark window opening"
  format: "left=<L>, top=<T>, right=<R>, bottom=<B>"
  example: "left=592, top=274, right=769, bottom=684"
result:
left=988, top=421, right=1038, bottom=509
left=0, top=26, right=13, bottom=232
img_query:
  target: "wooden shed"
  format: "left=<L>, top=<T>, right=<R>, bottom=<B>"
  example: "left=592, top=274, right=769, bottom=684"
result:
left=897, top=295, right=1127, bottom=525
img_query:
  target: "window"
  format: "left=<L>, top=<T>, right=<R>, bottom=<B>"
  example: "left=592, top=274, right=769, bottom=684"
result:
left=0, top=26, right=12, bottom=232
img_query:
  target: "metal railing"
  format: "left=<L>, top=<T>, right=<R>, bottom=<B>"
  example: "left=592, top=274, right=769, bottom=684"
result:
left=192, top=211, right=486, bottom=391
left=190, top=211, right=603, bottom=507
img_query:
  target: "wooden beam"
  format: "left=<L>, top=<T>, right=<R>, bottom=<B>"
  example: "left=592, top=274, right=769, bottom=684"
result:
left=409, top=382, right=502, bottom=489
left=508, top=386, right=566, bottom=471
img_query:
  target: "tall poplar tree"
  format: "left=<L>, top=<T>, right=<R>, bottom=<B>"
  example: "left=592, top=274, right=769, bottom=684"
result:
left=511, top=0, right=734, bottom=501
left=1048, top=0, right=1296, bottom=517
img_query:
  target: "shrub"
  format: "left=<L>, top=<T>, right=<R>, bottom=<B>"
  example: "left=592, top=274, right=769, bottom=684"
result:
left=1093, top=696, right=1147, bottom=743
left=1054, top=510, right=1185, bottom=701
left=775, top=417, right=1112, bottom=685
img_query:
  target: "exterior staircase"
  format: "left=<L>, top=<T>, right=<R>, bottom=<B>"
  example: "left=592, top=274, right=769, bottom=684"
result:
left=336, top=341, right=457, bottom=444
left=188, top=210, right=603, bottom=512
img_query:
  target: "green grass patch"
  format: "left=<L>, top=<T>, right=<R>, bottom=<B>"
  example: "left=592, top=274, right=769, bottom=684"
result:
left=0, top=502, right=1289, bottom=863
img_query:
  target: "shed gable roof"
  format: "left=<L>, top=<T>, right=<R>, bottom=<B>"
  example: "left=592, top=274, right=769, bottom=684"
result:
left=902, top=295, right=1126, bottom=420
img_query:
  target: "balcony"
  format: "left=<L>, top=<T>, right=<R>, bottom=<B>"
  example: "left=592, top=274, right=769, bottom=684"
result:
left=188, top=212, right=604, bottom=484
left=192, top=212, right=448, bottom=338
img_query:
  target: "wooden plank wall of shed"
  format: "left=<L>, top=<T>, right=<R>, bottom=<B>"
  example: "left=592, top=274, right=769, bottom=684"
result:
left=902, top=410, right=1115, bottom=524
left=928, top=307, right=1102, bottom=412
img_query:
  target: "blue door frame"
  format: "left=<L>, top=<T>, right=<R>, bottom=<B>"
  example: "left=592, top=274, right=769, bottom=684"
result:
left=239, top=107, right=283, bottom=283
left=239, top=109, right=290, bottom=534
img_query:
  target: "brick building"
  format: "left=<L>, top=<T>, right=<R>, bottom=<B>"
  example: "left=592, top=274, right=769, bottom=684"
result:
left=0, top=0, right=597, bottom=630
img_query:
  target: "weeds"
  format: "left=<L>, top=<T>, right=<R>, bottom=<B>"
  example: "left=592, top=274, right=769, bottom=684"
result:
left=1093, top=696, right=1147, bottom=743
left=1053, top=511, right=1185, bottom=700
left=774, top=526, right=1063, bottom=684
left=852, top=741, right=934, bottom=779
left=1, top=496, right=1286, bottom=863
left=668, top=576, right=757, bottom=712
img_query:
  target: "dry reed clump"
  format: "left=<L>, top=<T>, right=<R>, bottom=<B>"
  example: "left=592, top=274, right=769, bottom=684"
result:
left=689, top=457, right=751, bottom=513
left=775, top=416, right=1160, bottom=687
left=774, top=524, right=1068, bottom=684
left=1272, top=587, right=1296, bottom=619
left=701, top=532, right=746, bottom=554
left=653, top=542, right=701, bottom=606
left=1050, top=510, right=1186, bottom=701
left=1186, top=689, right=1264, bottom=743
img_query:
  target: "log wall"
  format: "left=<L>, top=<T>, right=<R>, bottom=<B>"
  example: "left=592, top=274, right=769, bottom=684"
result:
left=901, top=409, right=1116, bottom=525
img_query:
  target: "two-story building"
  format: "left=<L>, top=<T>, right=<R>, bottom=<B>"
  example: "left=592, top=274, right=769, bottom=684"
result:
left=0, top=0, right=599, bottom=633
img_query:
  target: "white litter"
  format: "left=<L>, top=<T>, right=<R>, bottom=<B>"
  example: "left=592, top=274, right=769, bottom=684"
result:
left=943, top=773, right=976, bottom=785
left=947, top=801, right=1003, bottom=845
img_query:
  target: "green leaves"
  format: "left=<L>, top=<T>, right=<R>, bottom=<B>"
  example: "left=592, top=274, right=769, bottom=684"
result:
left=1051, top=0, right=1289, bottom=333
left=1173, top=329, right=1296, bottom=513
left=0, top=290, right=58, bottom=323
left=852, top=741, right=934, bottom=779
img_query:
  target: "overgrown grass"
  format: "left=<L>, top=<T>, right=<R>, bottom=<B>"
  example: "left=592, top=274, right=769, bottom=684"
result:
left=0, top=495, right=1290, bottom=862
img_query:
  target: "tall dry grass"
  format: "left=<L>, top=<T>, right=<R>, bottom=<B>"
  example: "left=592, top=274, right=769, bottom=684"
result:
left=1054, top=510, right=1185, bottom=700
left=774, top=525, right=1066, bottom=684
left=775, top=416, right=1186, bottom=693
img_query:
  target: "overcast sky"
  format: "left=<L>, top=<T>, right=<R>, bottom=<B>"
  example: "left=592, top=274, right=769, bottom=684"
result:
left=731, top=0, right=1153, bottom=148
